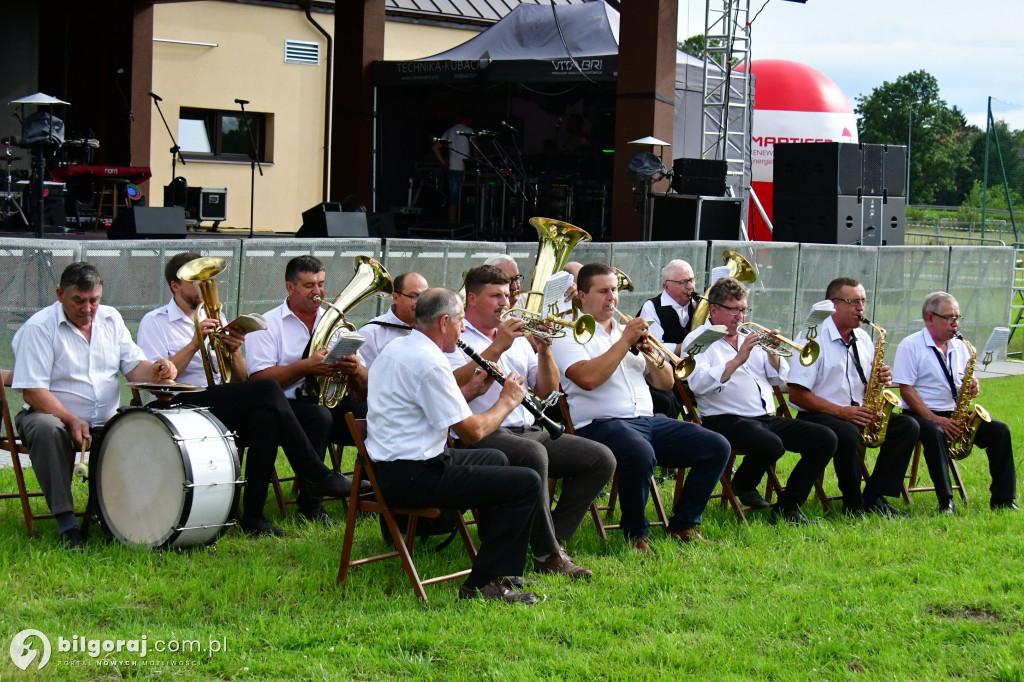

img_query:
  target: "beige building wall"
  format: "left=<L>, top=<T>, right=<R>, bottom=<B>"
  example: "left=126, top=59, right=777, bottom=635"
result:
left=151, top=3, right=479, bottom=232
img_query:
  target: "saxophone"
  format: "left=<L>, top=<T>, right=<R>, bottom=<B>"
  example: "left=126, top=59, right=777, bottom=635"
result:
left=946, top=332, right=991, bottom=460
left=860, top=317, right=900, bottom=448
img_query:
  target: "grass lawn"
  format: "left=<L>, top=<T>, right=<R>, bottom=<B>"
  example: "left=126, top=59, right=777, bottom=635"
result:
left=3, top=376, right=1024, bottom=680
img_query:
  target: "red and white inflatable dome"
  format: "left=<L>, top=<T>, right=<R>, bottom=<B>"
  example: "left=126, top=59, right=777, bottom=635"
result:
left=747, top=59, right=858, bottom=240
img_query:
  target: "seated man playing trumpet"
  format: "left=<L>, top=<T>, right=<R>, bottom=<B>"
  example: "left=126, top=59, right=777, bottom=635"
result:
left=550, top=263, right=730, bottom=552
left=685, top=277, right=835, bottom=524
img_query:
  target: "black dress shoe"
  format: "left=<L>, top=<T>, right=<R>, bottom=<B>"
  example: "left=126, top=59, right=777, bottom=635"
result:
left=735, top=487, right=771, bottom=510
left=304, top=471, right=354, bottom=499
left=239, top=516, right=285, bottom=537
left=770, top=505, right=813, bottom=525
left=298, top=505, right=338, bottom=526
left=458, top=579, right=538, bottom=605
left=865, top=497, right=910, bottom=518
left=991, top=500, right=1019, bottom=511
left=937, top=499, right=955, bottom=515
left=59, top=527, right=84, bottom=549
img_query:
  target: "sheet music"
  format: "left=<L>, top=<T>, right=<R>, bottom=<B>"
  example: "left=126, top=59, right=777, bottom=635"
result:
left=225, top=313, right=268, bottom=334
left=710, top=265, right=731, bottom=287
left=542, top=271, right=574, bottom=315
left=682, top=324, right=728, bottom=355
left=980, top=327, right=1010, bottom=369
left=324, top=333, right=366, bottom=363
left=802, top=300, right=835, bottom=331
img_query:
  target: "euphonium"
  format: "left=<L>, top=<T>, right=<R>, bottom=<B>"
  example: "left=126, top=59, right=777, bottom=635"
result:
left=501, top=217, right=596, bottom=343
left=305, top=256, right=393, bottom=408
left=177, top=256, right=234, bottom=385
left=859, top=317, right=900, bottom=448
left=947, top=332, right=991, bottom=460
left=691, top=250, right=757, bottom=328
left=737, top=322, right=819, bottom=367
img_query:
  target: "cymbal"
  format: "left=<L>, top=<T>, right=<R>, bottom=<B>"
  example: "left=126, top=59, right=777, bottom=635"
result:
left=10, top=92, right=70, bottom=105
left=128, top=381, right=204, bottom=394
left=628, top=136, right=671, bottom=146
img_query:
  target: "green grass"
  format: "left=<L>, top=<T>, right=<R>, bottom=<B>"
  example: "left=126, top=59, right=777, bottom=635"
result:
left=3, top=377, right=1024, bottom=679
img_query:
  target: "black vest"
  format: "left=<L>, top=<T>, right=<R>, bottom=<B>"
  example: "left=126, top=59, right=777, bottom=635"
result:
left=644, top=296, right=696, bottom=344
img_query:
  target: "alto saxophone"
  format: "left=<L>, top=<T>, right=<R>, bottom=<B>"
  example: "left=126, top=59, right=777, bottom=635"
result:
left=860, top=317, right=900, bottom=448
left=947, top=332, right=991, bottom=460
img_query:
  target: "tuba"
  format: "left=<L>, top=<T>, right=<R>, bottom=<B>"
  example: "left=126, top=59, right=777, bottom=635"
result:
left=178, top=256, right=234, bottom=386
left=500, top=217, right=596, bottom=343
left=947, top=333, right=991, bottom=460
left=691, top=250, right=757, bottom=329
left=305, top=255, right=393, bottom=408
left=859, top=317, right=900, bottom=448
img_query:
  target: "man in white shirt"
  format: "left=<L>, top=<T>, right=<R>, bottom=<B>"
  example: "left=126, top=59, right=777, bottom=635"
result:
left=893, top=291, right=1016, bottom=513
left=788, top=277, right=919, bottom=517
left=357, top=272, right=427, bottom=370
left=246, top=256, right=370, bottom=494
left=12, top=262, right=177, bottom=548
left=367, top=287, right=542, bottom=604
left=137, top=252, right=358, bottom=535
left=431, top=114, right=475, bottom=224
left=686, top=277, right=835, bottom=524
left=483, top=254, right=523, bottom=308
left=550, top=263, right=730, bottom=553
left=447, top=265, right=614, bottom=578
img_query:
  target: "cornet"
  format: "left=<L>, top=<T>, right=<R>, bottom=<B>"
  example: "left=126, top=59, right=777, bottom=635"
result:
left=610, top=306, right=695, bottom=380
left=737, top=322, right=819, bottom=366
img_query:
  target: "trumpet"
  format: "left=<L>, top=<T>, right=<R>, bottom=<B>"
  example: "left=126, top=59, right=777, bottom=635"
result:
left=737, top=322, right=819, bottom=366
left=610, top=306, right=695, bottom=380
left=499, top=307, right=596, bottom=344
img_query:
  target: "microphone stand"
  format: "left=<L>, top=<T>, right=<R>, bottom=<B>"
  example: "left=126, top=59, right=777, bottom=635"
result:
left=236, top=100, right=263, bottom=238
left=150, top=92, right=186, bottom=182
left=114, top=69, right=134, bottom=166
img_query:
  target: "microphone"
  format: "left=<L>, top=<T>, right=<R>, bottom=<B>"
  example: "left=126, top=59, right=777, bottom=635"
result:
left=432, top=137, right=451, bottom=144
left=477, top=130, right=500, bottom=137
left=456, top=130, right=475, bottom=137
left=148, top=91, right=162, bottom=102
left=115, top=68, right=125, bottom=76
left=234, top=98, right=249, bottom=105
left=501, top=120, right=520, bottom=134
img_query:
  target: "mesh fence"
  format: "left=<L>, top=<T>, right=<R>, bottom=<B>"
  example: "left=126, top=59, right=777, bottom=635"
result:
left=0, top=237, right=1015, bottom=376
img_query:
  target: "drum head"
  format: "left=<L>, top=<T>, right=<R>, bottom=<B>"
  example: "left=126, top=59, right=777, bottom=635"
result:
left=95, top=410, right=189, bottom=547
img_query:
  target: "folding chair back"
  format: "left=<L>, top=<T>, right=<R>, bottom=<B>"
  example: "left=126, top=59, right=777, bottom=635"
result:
left=337, top=413, right=477, bottom=602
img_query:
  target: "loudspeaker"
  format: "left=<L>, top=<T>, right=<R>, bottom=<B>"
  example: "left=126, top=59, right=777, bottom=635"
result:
left=297, top=202, right=369, bottom=238
left=671, top=157, right=727, bottom=196
left=107, top=206, right=187, bottom=239
left=881, top=196, right=906, bottom=245
left=883, top=146, right=907, bottom=197
left=368, top=212, right=397, bottom=238
left=773, top=142, right=863, bottom=197
left=773, top=195, right=863, bottom=245
left=17, top=181, right=66, bottom=231
left=650, top=195, right=742, bottom=241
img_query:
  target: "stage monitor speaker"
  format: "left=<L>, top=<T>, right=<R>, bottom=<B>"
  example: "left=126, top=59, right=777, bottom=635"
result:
left=671, top=158, right=727, bottom=196
left=773, top=142, right=863, bottom=197
left=297, top=202, right=369, bottom=238
left=368, top=212, right=397, bottom=238
left=650, top=195, right=742, bottom=241
left=108, top=206, right=186, bottom=239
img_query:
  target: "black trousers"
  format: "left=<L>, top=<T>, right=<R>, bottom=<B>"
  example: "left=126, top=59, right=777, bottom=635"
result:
left=175, top=379, right=330, bottom=518
left=373, top=449, right=542, bottom=588
left=700, top=414, right=835, bottom=508
left=289, top=395, right=367, bottom=462
left=796, top=411, right=918, bottom=509
left=903, top=409, right=1016, bottom=503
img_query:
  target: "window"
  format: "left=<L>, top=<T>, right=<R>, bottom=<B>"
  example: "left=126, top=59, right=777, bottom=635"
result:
left=178, top=107, right=271, bottom=163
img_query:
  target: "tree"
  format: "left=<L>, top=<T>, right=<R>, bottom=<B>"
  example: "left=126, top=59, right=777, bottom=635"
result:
left=855, top=71, right=974, bottom=205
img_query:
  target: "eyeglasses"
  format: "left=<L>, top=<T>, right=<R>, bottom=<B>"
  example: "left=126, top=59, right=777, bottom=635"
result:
left=395, top=291, right=420, bottom=301
left=932, top=313, right=964, bottom=323
left=664, top=278, right=696, bottom=287
left=713, top=303, right=751, bottom=316
left=831, top=297, right=869, bottom=306
left=509, top=275, right=524, bottom=285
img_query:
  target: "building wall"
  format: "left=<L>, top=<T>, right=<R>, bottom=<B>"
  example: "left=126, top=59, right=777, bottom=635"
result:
left=151, top=3, right=479, bottom=232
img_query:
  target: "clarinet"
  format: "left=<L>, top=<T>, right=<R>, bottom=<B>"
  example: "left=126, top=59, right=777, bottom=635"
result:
left=456, top=339, right=565, bottom=439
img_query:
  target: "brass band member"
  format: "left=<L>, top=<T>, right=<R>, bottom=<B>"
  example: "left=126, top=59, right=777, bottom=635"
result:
left=550, top=263, right=730, bottom=552
left=893, top=292, right=1017, bottom=513
left=686, top=277, right=835, bottom=523
left=449, top=265, right=615, bottom=578
left=788, top=277, right=918, bottom=517
left=356, top=272, right=428, bottom=370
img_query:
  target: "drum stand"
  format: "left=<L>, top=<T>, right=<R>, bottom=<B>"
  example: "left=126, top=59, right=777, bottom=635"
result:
left=0, top=152, right=27, bottom=229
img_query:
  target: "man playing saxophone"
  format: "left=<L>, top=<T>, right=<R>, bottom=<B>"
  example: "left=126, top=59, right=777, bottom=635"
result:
left=893, top=291, right=1017, bottom=514
left=788, top=277, right=918, bottom=517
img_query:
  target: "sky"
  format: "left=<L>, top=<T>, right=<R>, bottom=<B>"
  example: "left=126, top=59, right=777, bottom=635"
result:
left=676, top=0, right=1024, bottom=130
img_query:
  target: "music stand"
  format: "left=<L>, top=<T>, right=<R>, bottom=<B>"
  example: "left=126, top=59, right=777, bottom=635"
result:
left=627, top=136, right=671, bottom=242
left=10, top=93, right=69, bottom=239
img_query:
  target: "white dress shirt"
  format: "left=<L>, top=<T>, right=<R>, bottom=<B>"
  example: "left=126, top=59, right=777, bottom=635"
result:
left=445, top=318, right=540, bottom=428
left=788, top=316, right=874, bottom=411
left=246, top=300, right=324, bottom=399
left=12, top=302, right=147, bottom=427
left=366, top=330, right=472, bottom=462
left=357, top=307, right=412, bottom=370
left=638, top=291, right=690, bottom=346
left=892, top=328, right=968, bottom=412
left=686, top=324, right=788, bottom=417
left=550, top=319, right=652, bottom=429
left=137, top=298, right=227, bottom=386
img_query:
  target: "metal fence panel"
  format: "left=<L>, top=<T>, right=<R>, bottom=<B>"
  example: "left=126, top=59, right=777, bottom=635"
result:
left=873, top=246, right=949, bottom=363
left=713, top=240, right=800, bottom=337
left=383, top=238, right=506, bottom=296
left=947, top=246, right=1015, bottom=355
left=610, top=241, right=708, bottom=317
left=239, top=238, right=383, bottom=327
left=793, top=245, right=878, bottom=342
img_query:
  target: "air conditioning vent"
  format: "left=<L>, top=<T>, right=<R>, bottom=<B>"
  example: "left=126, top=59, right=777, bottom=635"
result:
left=285, top=39, right=319, bottom=65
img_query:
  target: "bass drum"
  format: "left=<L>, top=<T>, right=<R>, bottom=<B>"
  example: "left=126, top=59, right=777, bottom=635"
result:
left=93, top=406, right=241, bottom=548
